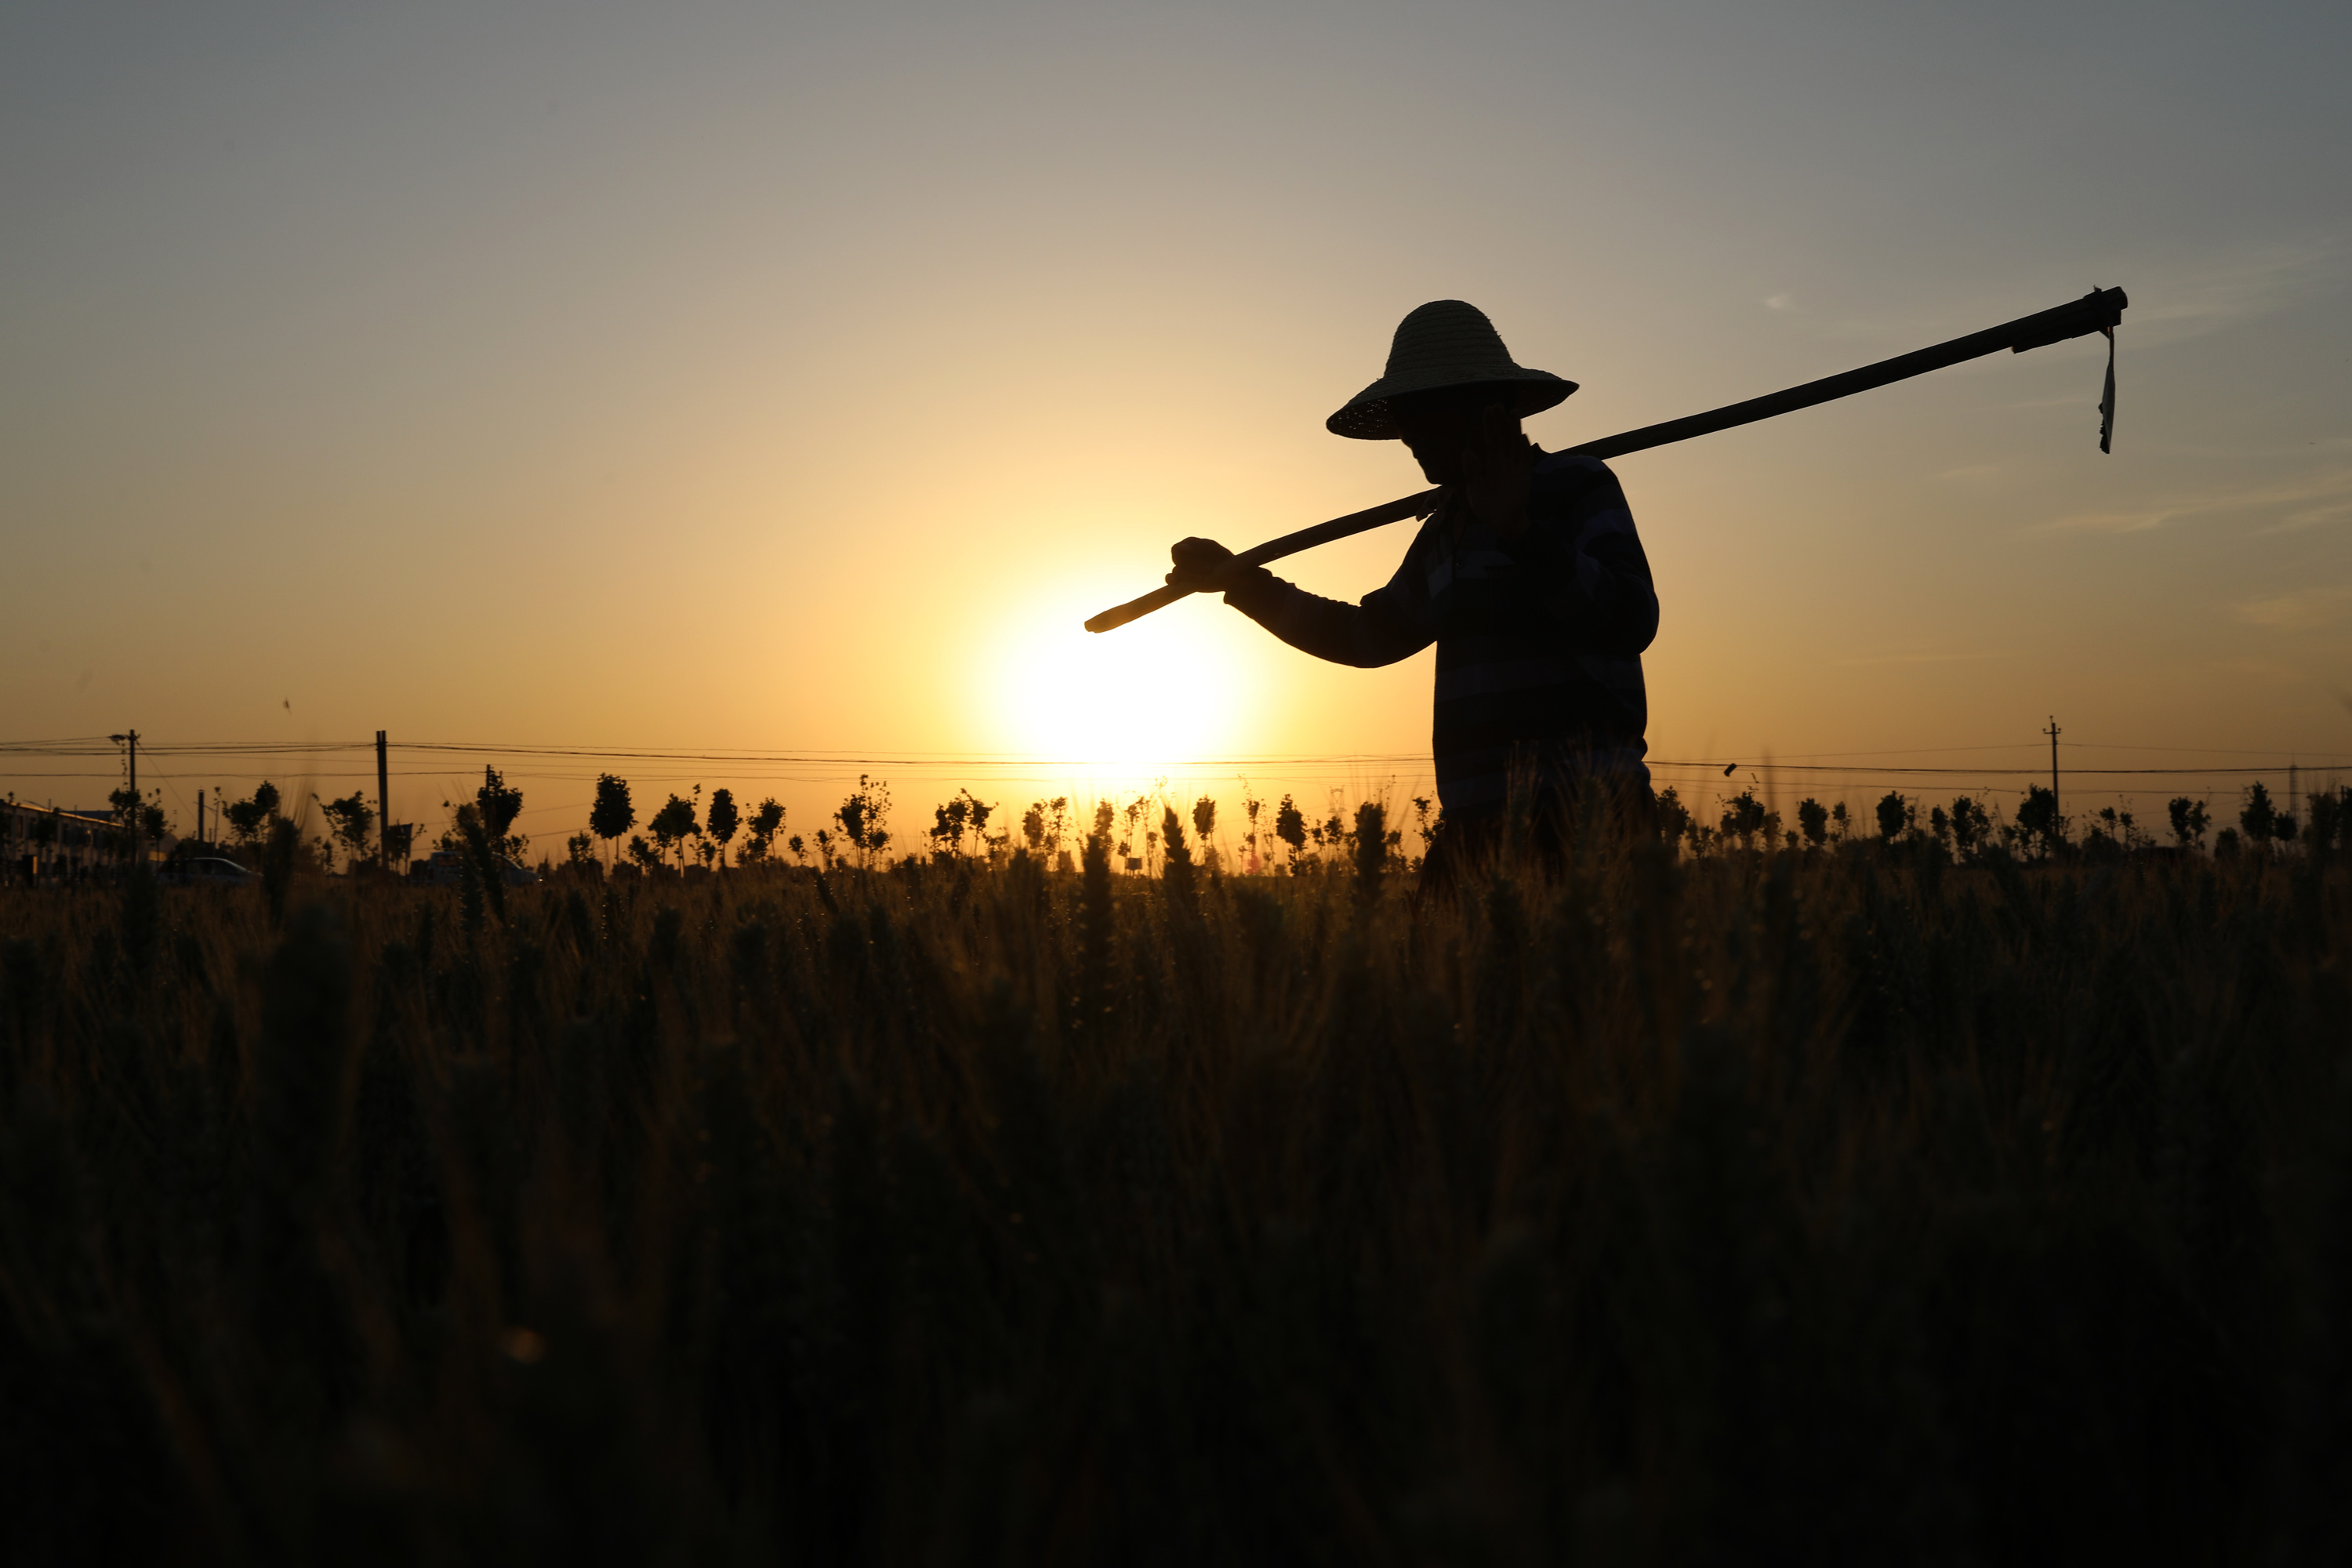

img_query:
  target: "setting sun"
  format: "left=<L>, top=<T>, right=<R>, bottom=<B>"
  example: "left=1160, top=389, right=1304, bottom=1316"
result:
left=985, top=583, right=1257, bottom=770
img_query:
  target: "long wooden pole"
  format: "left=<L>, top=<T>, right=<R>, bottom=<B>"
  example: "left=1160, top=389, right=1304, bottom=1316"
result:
left=1086, top=286, right=2127, bottom=633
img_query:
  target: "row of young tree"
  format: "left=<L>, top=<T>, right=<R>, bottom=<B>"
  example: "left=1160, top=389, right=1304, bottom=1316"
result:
left=996, top=786, right=1413, bottom=876
left=1660, top=779, right=2352, bottom=860
left=564, top=773, right=797, bottom=875
left=178, top=770, right=903, bottom=877
left=161, top=768, right=2352, bottom=880
left=550, top=771, right=1408, bottom=880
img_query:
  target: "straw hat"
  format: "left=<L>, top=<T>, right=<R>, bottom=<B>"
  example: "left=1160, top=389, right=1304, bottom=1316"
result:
left=1327, top=300, right=1577, bottom=440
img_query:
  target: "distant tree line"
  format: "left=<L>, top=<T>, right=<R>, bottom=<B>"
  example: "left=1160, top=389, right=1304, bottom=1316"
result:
left=149, top=768, right=2352, bottom=880
left=1657, top=780, right=2352, bottom=862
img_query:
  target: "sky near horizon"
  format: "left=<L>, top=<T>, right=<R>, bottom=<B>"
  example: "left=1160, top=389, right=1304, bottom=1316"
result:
left=4, top=0, right=2349, bottom=849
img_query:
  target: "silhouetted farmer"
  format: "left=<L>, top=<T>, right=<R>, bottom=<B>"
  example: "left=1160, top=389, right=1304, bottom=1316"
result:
left=1168, top=301, right=1658, bottom=887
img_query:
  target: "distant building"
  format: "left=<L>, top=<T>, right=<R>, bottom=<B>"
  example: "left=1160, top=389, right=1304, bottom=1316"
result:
left=2, top=800, right=173, bottom=884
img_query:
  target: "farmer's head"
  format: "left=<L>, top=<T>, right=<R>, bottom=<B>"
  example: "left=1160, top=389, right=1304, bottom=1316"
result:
left=1388, top=385, right=1523, bottom=486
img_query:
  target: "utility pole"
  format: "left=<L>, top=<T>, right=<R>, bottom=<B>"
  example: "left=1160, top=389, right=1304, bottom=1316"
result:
left=376, top=730, right=390, bottom=871
left=109, top=729, right=140, bottom=866
left=2044, top=717, right=2061, bottom=814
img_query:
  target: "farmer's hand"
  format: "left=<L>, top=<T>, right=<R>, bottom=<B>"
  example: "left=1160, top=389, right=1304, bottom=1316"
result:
left=1458, top=401, right=1534, bottom=539
left=1167, top=536, right=1238, bottom=590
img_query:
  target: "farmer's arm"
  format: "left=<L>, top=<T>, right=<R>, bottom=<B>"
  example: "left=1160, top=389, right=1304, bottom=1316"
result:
left=1167, top=535, right=1435, bottom=668
left=1494, top=456, right=1660, bottom=654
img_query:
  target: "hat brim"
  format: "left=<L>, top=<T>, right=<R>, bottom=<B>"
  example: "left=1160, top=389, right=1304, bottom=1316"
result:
left=1326, top=371, right=1577, bottom=441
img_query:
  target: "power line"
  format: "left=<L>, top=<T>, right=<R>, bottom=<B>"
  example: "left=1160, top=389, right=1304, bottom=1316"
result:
left=503, top=753, right=2345, bottom=775
left=8, top=738, right=2349, bottom=772
left=6, top=739, right=2349, bottom=787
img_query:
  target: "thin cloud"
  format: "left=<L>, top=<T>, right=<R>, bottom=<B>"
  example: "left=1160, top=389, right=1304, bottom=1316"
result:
left=1791, top=237, right=2343, bottom=358
left=2038, top=468, right=2352, bottom=537
left=2128, top=239, right=2347, bottom=349
left=2235, top=582, right=2352, bottom=630
left=2274, top=495, right=2352, bottom=535
left=1832, top=648, right=2009, bottom=667
left=2042, top=510, right=2176, bottom=535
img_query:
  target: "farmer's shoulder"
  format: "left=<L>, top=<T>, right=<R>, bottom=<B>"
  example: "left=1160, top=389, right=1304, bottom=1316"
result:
left=1530, top=447, right=1621, bottom=494
left=1529, top=448, right=1635, bottom=525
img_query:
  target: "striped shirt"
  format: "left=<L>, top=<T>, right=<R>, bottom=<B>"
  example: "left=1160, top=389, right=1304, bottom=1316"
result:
left=1224, top=448, right=1657, bottom=814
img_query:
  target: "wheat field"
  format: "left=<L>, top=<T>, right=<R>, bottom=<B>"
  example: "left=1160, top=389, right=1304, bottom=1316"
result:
left=2, top=827, right=2347, bottom=1564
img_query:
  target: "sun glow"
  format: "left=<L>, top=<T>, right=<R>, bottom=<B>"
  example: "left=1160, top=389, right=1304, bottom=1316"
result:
left=984, top=586, right=1258, bottom=771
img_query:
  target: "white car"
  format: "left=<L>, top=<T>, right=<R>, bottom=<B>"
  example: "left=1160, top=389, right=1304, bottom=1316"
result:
left=162, top=856, right=256, bottom=887
left=408, top=849, right=538, bottom=887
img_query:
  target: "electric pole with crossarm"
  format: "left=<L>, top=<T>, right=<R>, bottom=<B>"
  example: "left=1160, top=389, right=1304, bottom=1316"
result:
left=109, top=729, right=140, bottom=866
left=2045, top=717, right=2061, bottom=817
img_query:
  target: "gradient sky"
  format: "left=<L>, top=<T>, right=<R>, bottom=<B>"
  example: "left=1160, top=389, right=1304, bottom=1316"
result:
left=5, top=0, right=2349, bottom=851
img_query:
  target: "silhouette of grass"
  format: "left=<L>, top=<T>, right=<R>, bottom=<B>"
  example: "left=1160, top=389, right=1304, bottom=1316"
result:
left=0, top=834, right=2347, bottom=1561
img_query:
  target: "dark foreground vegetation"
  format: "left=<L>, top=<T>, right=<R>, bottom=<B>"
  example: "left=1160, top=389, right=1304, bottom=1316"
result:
left=2, top=829, right=2350, bottom=1566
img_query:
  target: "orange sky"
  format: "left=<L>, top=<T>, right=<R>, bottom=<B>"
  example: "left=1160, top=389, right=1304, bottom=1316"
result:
left=4, top=2, right=2348, bottom=855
